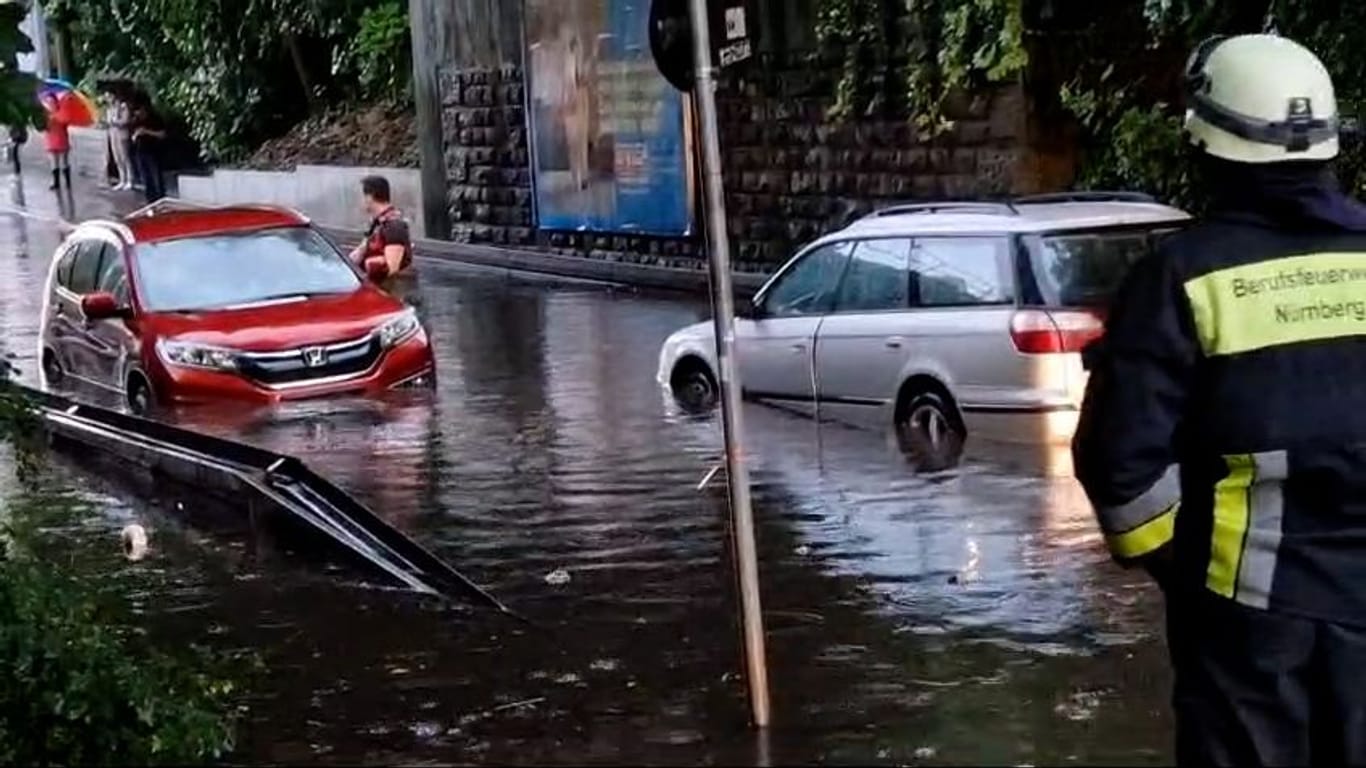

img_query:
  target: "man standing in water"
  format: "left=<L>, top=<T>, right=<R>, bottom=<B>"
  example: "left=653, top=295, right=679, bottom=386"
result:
left=1075, top=34, right=1366, bottom=766
left=348, top=175, right=413, bottom=279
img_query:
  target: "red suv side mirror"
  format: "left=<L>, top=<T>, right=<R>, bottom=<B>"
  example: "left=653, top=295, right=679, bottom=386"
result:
left=363, top=257, right=390, bottom=282
left=81, top=292, right=127, bottom=320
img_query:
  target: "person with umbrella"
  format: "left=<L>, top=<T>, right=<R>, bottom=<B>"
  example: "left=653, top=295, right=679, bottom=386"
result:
left=37, top=79, right=98, bottom=192
left=40, top=91, right=71, bottom=191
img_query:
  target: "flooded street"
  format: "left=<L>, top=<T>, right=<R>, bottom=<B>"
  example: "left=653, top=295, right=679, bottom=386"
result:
left=0, top=173, right=1173, bottom=764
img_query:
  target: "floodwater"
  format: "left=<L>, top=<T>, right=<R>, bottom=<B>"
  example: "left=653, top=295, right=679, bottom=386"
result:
left=0, top=168, right=1174, bottom=764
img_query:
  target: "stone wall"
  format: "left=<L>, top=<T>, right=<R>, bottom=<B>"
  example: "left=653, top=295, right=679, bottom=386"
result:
left=434, top=53, right=1067, bottom=274
left=716, top=53, right=1045, bottom=265
left=439, top=65, right=535, bottom=247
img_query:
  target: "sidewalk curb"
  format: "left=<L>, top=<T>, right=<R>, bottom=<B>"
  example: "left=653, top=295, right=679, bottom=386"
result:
left=322, top=226, right=770, bottom=298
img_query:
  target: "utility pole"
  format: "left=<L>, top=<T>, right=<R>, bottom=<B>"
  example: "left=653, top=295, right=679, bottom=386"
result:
left=685, top=0, right=771, bottom=729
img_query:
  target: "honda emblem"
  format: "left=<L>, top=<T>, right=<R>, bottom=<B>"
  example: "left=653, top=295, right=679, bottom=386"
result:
left=302, top=346, right=327, bottom=367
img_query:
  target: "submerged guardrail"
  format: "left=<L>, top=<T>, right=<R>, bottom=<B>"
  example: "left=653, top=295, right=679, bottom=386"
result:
left=23, top=384, right=523, bottom=622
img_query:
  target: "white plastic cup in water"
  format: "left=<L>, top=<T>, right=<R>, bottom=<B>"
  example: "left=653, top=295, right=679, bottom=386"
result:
left=121, top=523, right=149, bottom=562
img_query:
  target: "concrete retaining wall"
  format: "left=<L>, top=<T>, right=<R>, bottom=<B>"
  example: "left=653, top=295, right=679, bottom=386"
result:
left=176, top=165, right=427, bottom=238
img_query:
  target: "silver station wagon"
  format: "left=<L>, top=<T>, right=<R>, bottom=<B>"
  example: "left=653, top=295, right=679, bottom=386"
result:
left=657, top=193, right=1191, bottom=460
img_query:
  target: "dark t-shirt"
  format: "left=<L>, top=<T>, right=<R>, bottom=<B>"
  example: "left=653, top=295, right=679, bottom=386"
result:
left=130, top=108, right=165, bottom=152
left=366, top=208, right=413, bottom=269
left=371, top=217, right=411, bottom=251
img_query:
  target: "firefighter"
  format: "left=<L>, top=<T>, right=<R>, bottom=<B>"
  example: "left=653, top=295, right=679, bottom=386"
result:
left=1073, top=34, right=1366, bottom=766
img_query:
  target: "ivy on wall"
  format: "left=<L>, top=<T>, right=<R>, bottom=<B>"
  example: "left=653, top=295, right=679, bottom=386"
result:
left=812, top=0, right=1366, bottom=208
left=1041, top=0, right=1366, bottom=209
left=814, top=0, right=1027, bottom=133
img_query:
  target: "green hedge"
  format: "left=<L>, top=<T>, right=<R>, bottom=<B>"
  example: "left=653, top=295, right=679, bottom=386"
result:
left=0, top=376, right=240, bottom=765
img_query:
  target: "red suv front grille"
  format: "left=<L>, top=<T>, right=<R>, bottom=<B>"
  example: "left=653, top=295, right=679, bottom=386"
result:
left=235, top=334, right=381, bottom=387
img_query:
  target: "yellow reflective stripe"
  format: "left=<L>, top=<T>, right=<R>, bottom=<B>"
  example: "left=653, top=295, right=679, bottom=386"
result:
left=1105, top=504, right=1177, bottom=560
left=1207, top=454, right=1256, bottom=598
left=1183, top=253, right=1366, bottom=357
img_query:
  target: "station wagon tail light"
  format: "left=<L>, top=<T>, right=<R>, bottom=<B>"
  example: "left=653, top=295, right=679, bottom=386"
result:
left=1010, top=309, right=1105, bottom=354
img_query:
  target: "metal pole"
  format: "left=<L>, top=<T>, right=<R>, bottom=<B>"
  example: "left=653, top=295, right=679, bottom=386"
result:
left=686, top=0, right=771, bottom=729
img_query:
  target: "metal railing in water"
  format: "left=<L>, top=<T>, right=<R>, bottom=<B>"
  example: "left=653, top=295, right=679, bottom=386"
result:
left=25, top=384, right=523, bottom=622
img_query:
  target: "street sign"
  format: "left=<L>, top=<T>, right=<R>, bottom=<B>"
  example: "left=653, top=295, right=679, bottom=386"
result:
left=649, top=0, right=756, bottom=92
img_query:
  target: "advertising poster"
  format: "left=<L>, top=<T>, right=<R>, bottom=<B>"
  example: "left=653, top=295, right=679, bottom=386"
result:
left=526, top=0, right=693, bottom=235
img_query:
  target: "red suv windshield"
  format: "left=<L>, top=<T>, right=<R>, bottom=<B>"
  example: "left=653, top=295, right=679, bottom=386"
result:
left=134, top=226, right=361, bottom=312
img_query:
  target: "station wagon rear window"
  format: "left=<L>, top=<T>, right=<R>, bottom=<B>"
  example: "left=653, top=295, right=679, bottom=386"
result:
left=134, top=226, right=361, bottom=313
left=1031, top=230, right=1157, bottom=308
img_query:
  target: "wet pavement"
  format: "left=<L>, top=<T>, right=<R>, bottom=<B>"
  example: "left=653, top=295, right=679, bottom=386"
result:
left=0, top=166, right=1174, bottom=764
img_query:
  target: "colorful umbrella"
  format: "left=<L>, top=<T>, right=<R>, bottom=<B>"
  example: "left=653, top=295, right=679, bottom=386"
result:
left=38, top=78, right=98, bottom=128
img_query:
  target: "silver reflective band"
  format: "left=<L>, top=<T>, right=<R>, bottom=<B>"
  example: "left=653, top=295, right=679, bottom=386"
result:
left=1235, top=450, right=1289, bottom=610
left=1096, top=464, right=1181, bottom=534
left=1188, top=93, right=1339, bottom=151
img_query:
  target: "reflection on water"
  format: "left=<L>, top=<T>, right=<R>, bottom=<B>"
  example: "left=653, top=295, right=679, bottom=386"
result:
left=0, top=181, right=1173, bottom=764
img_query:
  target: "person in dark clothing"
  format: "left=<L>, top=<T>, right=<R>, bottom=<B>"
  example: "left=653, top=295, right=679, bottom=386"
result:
left=129, top=101, right=167, bottom=203
left=1074, top=34, right=1366, bottom=767
left=7, top=123, right=26, bottom=174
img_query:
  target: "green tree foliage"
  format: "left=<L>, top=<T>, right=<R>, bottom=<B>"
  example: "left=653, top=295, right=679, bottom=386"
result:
left=1047, top=0, right=1366, bottom=208
left=0, top=1, right=43, bottom=129
left=0, top=373, right=240, bottom=764
left=339, top=1, right=410, bottom=101
left=815, top=0, right=1028, bottom=132
left=813, top=0, right=1366, bottom=208
left=42, top=0, right=411, bottom=160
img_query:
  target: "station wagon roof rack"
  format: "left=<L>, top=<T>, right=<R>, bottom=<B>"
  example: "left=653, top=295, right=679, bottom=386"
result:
left=1013, top=191, right=1157, bottom=205
left=867, top=201, right=1020, bottom=218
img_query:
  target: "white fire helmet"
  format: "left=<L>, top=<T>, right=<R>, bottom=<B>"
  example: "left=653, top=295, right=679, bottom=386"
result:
left=1184, top=34, right=1341, bottom=164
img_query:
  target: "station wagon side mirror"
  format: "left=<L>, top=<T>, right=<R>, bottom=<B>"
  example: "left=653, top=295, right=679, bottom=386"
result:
left=737, top=298, right=764, bottom=321
left=81, top=292, right=130, bottom=321
left=363, top=256, right=390, bottom=282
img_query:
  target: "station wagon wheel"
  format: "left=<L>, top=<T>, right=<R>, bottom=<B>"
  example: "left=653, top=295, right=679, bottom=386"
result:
left=896, top=391, right=964, bottom=470
left=670, top=359, right=719, bottom=414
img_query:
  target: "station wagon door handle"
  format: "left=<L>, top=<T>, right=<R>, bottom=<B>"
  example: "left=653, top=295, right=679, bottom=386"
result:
left=885, top=337, right=904, bottom=349
left=790, top=343, right=807, bottom=354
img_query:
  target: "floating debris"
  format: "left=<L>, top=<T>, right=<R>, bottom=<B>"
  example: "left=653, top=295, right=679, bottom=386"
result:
left=121, top=523, right=149, bottom=561
left=1054, top=689, right=1104, bottom=721
left=914, top=746, right=938, bottom=760
left=544, top=568, right=571, bottom=586
left=491, top=697, right=545, bottom=713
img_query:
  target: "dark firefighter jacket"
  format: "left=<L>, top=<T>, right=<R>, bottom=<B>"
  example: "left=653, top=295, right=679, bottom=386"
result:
left=1074, top=161, right=1366, bottom=626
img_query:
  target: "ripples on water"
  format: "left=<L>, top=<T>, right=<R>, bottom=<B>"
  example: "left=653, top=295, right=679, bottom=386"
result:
left=0, top=184, right=1173, bottom=764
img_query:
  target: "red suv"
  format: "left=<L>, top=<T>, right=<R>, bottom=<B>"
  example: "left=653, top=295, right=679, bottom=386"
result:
left=39, top=203, right=435, bottom=413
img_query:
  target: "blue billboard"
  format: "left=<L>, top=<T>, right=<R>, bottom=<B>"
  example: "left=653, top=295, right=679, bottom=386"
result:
left=526, top=0, right=693, bottom=236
